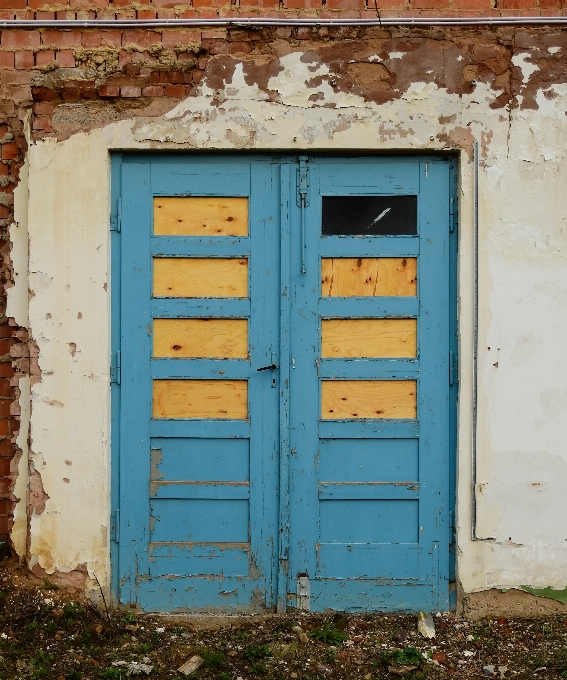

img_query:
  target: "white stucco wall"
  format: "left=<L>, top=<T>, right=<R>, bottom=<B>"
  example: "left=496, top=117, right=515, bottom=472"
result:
left=10, top=50, right=567, bottom=599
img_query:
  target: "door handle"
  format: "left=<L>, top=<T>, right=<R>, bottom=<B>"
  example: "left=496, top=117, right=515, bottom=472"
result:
left=257, top=363, right=278, bottom=372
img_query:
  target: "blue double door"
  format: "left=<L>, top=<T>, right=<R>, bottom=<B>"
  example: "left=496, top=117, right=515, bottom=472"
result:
left=114, top=155, right=455, bottom=612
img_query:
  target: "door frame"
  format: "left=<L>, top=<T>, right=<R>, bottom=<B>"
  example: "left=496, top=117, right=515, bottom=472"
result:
left=109, top=152, right=459, bottom=612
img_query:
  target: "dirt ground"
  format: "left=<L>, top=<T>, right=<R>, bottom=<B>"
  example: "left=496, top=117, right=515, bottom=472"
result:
left=1, top=559, right=567, bottom=680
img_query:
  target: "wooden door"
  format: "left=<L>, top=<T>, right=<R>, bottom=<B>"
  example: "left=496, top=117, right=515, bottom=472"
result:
left=115, top=157, right=280, bottom=611
left=286, top=159, right=454, bottom=612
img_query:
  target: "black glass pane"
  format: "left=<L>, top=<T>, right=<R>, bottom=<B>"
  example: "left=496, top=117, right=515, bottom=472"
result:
left=322, top=195, right=417, bottom=236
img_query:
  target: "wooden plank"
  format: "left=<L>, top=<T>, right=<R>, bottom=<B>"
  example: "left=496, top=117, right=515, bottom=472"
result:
left=321, top=380, right=417, bottom=419
left=154, top=318, right=248, bottom=358
left=154, top=258, right=248, bottom=298
left=321, top=258, right=417, bottom=297
left=321, top=318, right=417, bottom=358
left=153, top=380, right=248, bottom=419
left=154, top=197, right=248, bottom=236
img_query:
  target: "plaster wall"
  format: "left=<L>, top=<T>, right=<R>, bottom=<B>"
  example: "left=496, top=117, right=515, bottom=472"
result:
left=11, top=47, right=567, bottom=601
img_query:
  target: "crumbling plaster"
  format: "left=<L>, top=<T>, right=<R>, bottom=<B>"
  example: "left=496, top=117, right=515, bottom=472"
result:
left=10, top=43, right=567, bottom=602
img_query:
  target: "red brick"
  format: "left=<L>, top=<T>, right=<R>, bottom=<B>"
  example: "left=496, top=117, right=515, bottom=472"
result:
left=161, top=30, right=201, bottom=46
left=81, top=30, right=122, bottom=48
left=14, top=50, right=34, bottom=68
left=31, top=85, right=55, bottom=101
left=33, top=101, right=53, bottom=117
left=56, top=50, right=76, bottom=67
left=35, top=10, right=56, bottom=18
left=137, top=9, right=157, bottom=17
left=0, top=400, right=9, bottom=419
left=0, top=458, right=10, bottom=475
left=0, top=380, right=11, bottom=399
left=0, top=516, right=13, bottom=535
left=286, top=0, right=322, bottom=7
left=0, top=206, right=8, bottom=219
left=0, top=365, right=14, bottom=379
left=197, top=8, right=220, bottom=16
left=0, top=0, right=26, bottom=8
left=192, top=69, right=204, bottom=83
left=32, top=116, right=51, bottom=131
left=121, top=30, right=161, bottom=48
left=241, top=0, right=280, bottom=6
left=410, top=0, right=449, bottom=8
left=0, top=343, right=13, bottom=359
left=0, top=51, right=14, bottom=69
left=35, top=50, right=54, bottom=66
left=1, top=143, right=17, bottom=160
left=56, top=9, right=76, bottom=17
left=497, top=0, right=534, bottom=6
left=0, top=438, right=11, bottom=456
left=98, top=84, right=120, bottom=98
left=325, top=0, right=363, bottom=8
left=164, top=83, right=184, bottom=96
left=42, top=29, right=82, bottom=47
left=121, top=85, right=142, bottom=97
left=178, top=8, right=198, bottom=15
left=1, top=30, right=40, bottom=48
left=142, top=84, right=164, bottom=96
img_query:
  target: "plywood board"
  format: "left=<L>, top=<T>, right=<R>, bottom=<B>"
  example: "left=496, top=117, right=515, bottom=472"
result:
left=154, top=197, right=248, bottom=237
left=153, top=380, right=248, bottom=419
left=154, top=258, right=248, bottom=298
left=154, top=319, right=248, bottom=358
left=321, top=318, right=417, bottom=358
left=321, top=380, right=417, bottom=419
left=321, top=258, right=417, bottom=297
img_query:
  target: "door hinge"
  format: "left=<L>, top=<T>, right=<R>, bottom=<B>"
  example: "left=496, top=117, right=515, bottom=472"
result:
left=110, top=508, right=120, bottom=543
left=111, top=197, right=122, bottom=232
left=449, top=196, right=455, bottom=233
left=297, top=156, right=310, bottom=275
left=449, top=510, right=456, bottom=544
left=110, top=350, right=121, bottom=384
left=296, top=573, right=310, bottom=611
left=449, top=350, right=457, bottom=386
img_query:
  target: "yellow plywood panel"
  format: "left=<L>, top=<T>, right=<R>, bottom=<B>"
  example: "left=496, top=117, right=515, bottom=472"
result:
left=153, top=380, right=248, bottom=419
left=154, top=319, right=248, bottom=358
left=153, top=197, right=248, bottom=237
left=321, top=380, right=417, bottom=419
left=322, top=318, right=417, bottom=358
left=321, top=258, right=417, bottom=297
left=154, top=258, right=248, bottom=298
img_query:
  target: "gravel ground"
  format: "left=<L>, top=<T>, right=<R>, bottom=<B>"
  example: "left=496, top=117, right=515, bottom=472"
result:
left=0, top=560, right=566, bottom=680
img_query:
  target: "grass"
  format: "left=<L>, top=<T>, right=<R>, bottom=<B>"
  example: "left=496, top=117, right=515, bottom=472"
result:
left=381, top=646, right=423, bottom=667
left=308, top=622, right=348, bottom=645
left=243, top=644, right=271, bottom=660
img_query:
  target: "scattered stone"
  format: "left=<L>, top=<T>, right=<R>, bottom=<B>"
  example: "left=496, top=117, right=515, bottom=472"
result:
left=388, top=664, right=419, bottom=675
left=88, top=623, right=104, bottom=635
left=125, top=623, right=138, bottom=632
left=498, top=665, right=508, bottom=678
left=299, top=631, right=309, bottom=644
left=463, top=650, right=475, bottom=657
left=417, top=612, right=436, bottom=639
left=394, top=627, right=408, bottom=642
left=483, top=665, right=495, bottom=676
left=228, top=649, right=238, bottom=657
left=125, top=661, right=154, bottom=675
left=178, top=655, right=204, bottom=676
left=432, top=651, right=447, bottom=663
left=352, top=635, right=363, bottom=643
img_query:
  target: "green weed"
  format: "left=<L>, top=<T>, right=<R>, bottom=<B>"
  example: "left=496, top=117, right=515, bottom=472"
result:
left=202, top=649, right=225, bottom=668
left=381, top=646, right=423, bottom=667
left=308, top=622, right=348, bottom=645
left=99, top=669, right=122, bottom=679
left=243, top=644, right=271, bottom=660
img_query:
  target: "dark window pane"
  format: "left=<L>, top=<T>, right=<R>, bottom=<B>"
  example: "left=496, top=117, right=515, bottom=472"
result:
left=322, top=195, right=417, bottom=236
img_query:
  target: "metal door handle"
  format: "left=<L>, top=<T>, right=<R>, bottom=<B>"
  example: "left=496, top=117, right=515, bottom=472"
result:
left=257, top=363, right=278, bottom=372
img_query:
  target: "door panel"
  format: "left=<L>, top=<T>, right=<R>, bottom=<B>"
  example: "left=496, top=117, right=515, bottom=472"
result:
left=118, top=159, right=280, bottom=611
left=287, top=159, right=451, bottom=612
left=114, top=155, right=454, bottom=613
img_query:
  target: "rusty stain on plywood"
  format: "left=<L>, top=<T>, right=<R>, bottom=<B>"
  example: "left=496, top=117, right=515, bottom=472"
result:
left=321, top=318, right=417, bottom=358
left=321, top=380, right=417, bottom=419
left=153, top=258, right=248, bottom=298
left=154, top=197, right=248, bottom=237
left=153, top=379, right=248, bottom=419
left=321, top=258, right=417, bottom=297
left=153, top=318, right=248, bottom=358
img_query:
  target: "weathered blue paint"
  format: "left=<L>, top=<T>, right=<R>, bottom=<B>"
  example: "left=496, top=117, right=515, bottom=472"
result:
left=111, top=154, right=456, bottom=612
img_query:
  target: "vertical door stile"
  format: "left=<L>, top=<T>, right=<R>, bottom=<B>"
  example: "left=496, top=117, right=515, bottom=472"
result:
left=277, top=163, right=292, bottom=613
left=119, top=160, right=153, bottom=604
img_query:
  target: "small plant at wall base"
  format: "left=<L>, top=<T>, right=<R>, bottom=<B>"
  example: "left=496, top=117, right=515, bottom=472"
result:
left=308, top=622, right=348, bottom=645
